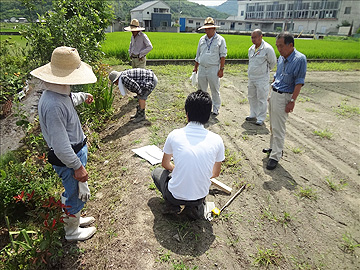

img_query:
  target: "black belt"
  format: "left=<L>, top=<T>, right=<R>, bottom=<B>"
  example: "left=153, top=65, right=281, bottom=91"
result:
left=272, top=87, right=293, bottom=94
left=72, top=137, right=87, bottom=154
left=131, top=54, right=139, bottom=58
left=48, top=137, right=87, bottom=167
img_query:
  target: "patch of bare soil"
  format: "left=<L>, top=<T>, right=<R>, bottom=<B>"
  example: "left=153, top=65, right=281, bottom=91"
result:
left=12, top=66, right=359, bottom=269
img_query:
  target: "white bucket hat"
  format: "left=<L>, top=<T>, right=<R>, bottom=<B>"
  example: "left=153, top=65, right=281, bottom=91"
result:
left=109, top=71, right=126, bottom=96
left=30, top=46, right=97, bottom=85
left=198, top=17, right=220, bottom=30
left=124, top=19, right=145, bottom=32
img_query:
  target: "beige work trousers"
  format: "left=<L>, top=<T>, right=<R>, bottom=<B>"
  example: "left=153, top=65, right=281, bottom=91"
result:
left=268, top=90, right=292, bottom=161
left=197, top=65, right=221, bottom=114
left=131, top=57, right=146, bottom=69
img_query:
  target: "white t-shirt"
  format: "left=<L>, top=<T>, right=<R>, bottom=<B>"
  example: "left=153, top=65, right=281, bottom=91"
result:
left=163, top=122, right=225, bottom=200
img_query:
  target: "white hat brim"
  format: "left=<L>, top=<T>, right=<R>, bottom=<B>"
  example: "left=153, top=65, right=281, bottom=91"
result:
left=124, top=26, right=145, bottom=32
left=198, top=25, right=220, bottom=30
left=30, top=61, right=97, bottom=85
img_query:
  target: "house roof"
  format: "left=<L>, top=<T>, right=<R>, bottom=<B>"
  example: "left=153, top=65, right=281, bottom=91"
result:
left=131, top=1, right=169, bottom=12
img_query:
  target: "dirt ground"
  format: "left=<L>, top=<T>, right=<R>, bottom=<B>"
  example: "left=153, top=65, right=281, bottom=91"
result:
left=3, top=65, right=360, bottom=269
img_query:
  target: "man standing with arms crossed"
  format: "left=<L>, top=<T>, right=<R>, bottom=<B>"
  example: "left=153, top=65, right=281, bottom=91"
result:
left=125, top=19, right=153, bottom=68
left=193, top=17, right=227, bottom=116
left=246, top=29, right=277, bottom=126
left=265, top=32, right=307, bottom=170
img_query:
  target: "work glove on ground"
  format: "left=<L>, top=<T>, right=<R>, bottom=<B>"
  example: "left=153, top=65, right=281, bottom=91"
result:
left=78, top=181, right=91, bottom=202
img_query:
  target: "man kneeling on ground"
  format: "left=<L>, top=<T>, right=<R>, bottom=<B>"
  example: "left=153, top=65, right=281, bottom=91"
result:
left=151, top=90, right=225, bottom=220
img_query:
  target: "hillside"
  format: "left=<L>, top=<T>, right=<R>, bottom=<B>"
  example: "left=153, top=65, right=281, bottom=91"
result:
left=209, top=0, right=238, bottom=16
left=0, top=0, right=230, bottom=22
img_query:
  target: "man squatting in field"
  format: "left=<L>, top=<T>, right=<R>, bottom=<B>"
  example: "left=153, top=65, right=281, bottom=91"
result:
left=32, top=46, right=97, bottom=241
left=125, top=19, right=153, bottom=69
left=193, top=17, right=227, bottom=116
left=246, top=29, right=277, bottom=126
left=152, top=90, right=225, bottom=220
left=264, top=32, right=307, bottom=170
left=109, top=68, right=158, bottom=123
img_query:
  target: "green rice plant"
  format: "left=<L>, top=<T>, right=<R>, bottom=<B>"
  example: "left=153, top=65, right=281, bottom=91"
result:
left=252, top=246, right=283, bottom=267
left=148, top=182, right=157, bottom=190
left=297, top=186, right=318, bottom=200
left=325, top=176, right=348, bottom=191
left=102, top=32, right=360, bottom=60
left=157, top=249, right=171, bottom=263
left=172, top=260, right=198, bottom=270
left=340, top=232, right=360, bottom=254
left=238, top=98, right=248, bottom=104
left=242, top=133, right=250, bottom=141
left=305, top=108, right=318, bottom=112
left=221, top=149, right=242, bottom=174
left=313, top=129, right=333, bottom=139
left=292, top=147, right=303, bottom=154
left=334, top=101, right=360, bottom=117
left=297, top=97, right=311, bottom=103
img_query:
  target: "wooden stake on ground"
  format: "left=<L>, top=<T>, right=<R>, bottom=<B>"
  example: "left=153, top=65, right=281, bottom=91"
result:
left=210, top=178, right=232, bottom=194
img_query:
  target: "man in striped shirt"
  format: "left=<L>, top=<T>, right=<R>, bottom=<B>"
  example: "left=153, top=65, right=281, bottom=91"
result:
left=265, top=32, right=307, bottom=170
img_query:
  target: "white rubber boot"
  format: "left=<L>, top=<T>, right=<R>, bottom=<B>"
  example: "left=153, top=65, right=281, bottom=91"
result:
left=61, top=195, right=95, bottom=227
left=64, top=211, right=96, bottom=241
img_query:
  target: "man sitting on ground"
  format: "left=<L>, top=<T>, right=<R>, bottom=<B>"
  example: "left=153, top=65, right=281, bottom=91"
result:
left=151, top=90, right=225, bottom=220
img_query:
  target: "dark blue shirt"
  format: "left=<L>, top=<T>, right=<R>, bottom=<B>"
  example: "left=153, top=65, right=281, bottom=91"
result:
left=272, top=49, right=307, bottom=93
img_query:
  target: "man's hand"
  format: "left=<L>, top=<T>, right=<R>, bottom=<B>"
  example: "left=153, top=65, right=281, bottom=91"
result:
left=217, top=69, right=224, bottom=78
left=78, top=181, right=91, bottom=202
left=85, top=94, right=94, bottom=105
left=74, top=165, right=88, bottom=182
left=285, top=101, right=295, bottom=113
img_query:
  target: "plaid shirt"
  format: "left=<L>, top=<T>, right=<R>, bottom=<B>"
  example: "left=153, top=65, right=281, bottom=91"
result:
left=120, top=68, right=156, bottom=96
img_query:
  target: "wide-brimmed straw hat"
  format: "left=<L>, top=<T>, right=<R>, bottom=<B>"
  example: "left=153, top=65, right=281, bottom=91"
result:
left=124, top=19, right=145, bottom=32
left=30, top=46, right=97, bottom=85
left=198, top=17, right=220, bottom=30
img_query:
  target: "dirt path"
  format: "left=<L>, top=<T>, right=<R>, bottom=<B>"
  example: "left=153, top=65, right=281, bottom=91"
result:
left=59, top=66, right=359, bottom=269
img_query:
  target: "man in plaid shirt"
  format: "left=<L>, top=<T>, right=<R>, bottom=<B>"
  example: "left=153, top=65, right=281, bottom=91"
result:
left=109, top=68, right=158, bottom=122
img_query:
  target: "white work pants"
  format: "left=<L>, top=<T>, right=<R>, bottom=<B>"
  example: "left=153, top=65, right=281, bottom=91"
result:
left=268, top=91, right=292, bottom=161
left=248, top=78, right=270, bottom=122
left=198, top=65, right=221, bottom=113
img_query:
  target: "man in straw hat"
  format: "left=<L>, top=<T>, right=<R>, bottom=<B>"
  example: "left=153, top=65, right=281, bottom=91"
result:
left=31, top=46, right=97, bottom=241
left=125, top=19, right=153, bottom=68
left=109, top=68, right=158, bottom=123
left=193, top=17, right=227, bottom=116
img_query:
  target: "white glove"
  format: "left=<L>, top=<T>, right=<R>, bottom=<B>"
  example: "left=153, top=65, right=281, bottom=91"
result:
left=78, top=181, right=91, bottom=202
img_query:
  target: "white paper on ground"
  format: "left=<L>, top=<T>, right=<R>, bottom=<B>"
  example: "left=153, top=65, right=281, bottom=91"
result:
left=132, top=145, right=163, bottom=165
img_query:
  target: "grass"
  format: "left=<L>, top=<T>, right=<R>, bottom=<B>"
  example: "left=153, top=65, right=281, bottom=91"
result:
left=261, top=206, right=293, bottom=227
left=221, top=149, right=242, bottom=174
left=334, top=101, right=360, bottom=117
left=297, top=186, right=318, bottom=200
left=325, top=176, right=348, bottom=191
left=340, top=232, right=360, bottom=254
left=313, top=129, right=333, bottom=139
left=252, top=246, right=283, bottom=267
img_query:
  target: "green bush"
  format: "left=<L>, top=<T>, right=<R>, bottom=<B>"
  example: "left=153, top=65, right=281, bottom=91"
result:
left=20, top=0, right=114, bottom=67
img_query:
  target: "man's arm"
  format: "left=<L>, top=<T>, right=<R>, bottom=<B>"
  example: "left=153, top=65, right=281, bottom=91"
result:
left=162, top=153, right=174, bottom=172
left=139, top=34, right=153, bottom=58
left=217, top=57, right=226, bottom=78
left=193, top=61, right=199, bottom=73
left=211, top=162, right=222, bottom=178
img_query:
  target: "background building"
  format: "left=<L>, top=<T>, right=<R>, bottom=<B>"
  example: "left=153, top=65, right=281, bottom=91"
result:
left=236, top=0, right=360, bottom=35
left=130, top=0, right=171, bottom=32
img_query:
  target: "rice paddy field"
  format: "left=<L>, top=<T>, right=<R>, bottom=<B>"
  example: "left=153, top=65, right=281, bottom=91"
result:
left=102, top=31, right=360, bottom=60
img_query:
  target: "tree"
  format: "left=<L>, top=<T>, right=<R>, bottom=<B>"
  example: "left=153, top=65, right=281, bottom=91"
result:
left=20, top=0, right=114, bottom=67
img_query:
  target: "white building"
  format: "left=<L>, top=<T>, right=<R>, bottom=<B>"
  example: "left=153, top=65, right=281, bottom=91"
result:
left=236, top=0, right=360, bottom=35
left=130, top=0, right=171, bottom=31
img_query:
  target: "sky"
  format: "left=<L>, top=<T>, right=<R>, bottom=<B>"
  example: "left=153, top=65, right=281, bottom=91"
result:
left=187, top=0, right=228, bottom=6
